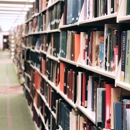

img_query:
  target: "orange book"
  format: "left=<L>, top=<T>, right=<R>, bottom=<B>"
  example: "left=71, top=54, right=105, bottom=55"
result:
left=42, top=59, right=46, bottom=75
left=74, top=33, right=80, bottom=62
left=60, top=62, right=66, bottom=92
left=35, top=71, right=41, bottom=90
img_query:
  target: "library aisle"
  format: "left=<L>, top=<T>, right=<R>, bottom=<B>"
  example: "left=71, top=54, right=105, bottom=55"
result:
left=0, top=51, right=36, bottom=130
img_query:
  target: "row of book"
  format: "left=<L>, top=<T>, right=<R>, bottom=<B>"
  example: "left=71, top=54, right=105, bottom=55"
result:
left=60, top=31, right=80, bottom=62
left=84, top=0, right=118, bottom=20
left=24, top=24, right=119, bottom=75
left=24, top=50, right=60, bottom=86
left=60, top=24, right=119, bottom=73
left=24, top=82, right=101, bottom=130
left=24, top=74, right=58, bottom=130
left=25, top=1, right=63, bottom=34
left=24, top=32, right=60, bottom=58
left=56, top=99, right=100, bottom=130
left=25, top=0, right=121, bottom=25
left=63, top=0, right=118, bottom=25
left=24, top=53, right=130, bottom=130
left=26, top=0, right=50, bottom=21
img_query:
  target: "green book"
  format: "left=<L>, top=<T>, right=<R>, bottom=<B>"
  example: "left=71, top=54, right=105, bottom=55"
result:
left=60, top=31, right=67, bottom=58
left=126, top=0, right=130, bottom=15
left=125, top=30, right=130, bottom=83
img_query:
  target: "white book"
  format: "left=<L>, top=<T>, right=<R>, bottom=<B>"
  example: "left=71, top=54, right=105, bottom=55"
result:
left=107, top=0, right=111, bottom=14
left=76, top=72, right=82, bottom=106
left=88, top=75, right=92, bottom=110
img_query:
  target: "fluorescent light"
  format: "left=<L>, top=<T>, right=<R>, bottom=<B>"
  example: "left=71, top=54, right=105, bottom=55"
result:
left=0, top=17, right=25, bottom=20
left=0, top=0, right=35, bottom=2
left=0, top=7, right=29, bottom=11
left=0, top=4, right=33, bottom=8
left=0, top=11, right=27, bottom=14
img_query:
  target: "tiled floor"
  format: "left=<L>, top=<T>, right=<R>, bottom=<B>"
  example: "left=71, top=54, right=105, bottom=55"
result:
left=0, top=51, right=36, bottom=130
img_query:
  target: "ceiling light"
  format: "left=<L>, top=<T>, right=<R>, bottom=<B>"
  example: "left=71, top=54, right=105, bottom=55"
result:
left=0, top=0, right=35, bottom=2
left=0, top=7, right=29, bottom=11
left=0, top=4, right=33, bottom=8
left=0, top=11, right=27, bottom=14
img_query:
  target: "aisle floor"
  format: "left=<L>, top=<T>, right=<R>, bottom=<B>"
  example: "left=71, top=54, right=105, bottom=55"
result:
left=0, top=51, right=36, bottom=130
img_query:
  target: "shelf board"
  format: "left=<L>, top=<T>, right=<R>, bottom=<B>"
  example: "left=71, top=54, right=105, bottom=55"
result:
left=78, top=63, right=115, bottom=79
left=40, top=50, right=47, bottom=55
left=58, top=90, right=76, bottom=109
left=39, top=30, right=48, bottom=34
left=25, top=46, right=31, bottom=49
left=46, top=102, right=56, bottom=119
left=37, top=89, right=56, bottom=120
left=59, top=22, right=78, bottom=29
left=47, top=29, right=60, bottom=33
left=59, top=57, right=78, bottom=66
left=39, top=72, right=48, bottom=81
left=33, top=103, right=40, bottom=116
left=38, top=90, right=47, bottom=104
left=39, top=113, right=49, bottom=130
left=26, top=60, right=31, bottom=64
left=25, top=17, right=32, bottom=24
left=39, top=7, right=48, bottom=14
left=47, top=55, right=59, bottom=62
left=35, top=49, right=40, bottom=53
left=79, top=13, right=117, bottom=25
left=118, top=15, right=130, bottom=22
left=32, top=13, right=40, bottom=18
left=116, top=81, right=130, bottom=91
left=25, top=72, right=31, bottom=80
left=24, top=84, right=30, bottom=93
left=47, top=79, right=58, bottom=92
left=48, top=0, right=63, bottom=9
left=28, top=31, right=41, bottom=35
left=77, top=105, right=95, bottom=124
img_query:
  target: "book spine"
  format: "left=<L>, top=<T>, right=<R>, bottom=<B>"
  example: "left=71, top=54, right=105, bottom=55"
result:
left=125, top=30, right=130, bottom=83
left=114, top=102, right=122, bottom=130
left=121, top=31, right=127, bottom=82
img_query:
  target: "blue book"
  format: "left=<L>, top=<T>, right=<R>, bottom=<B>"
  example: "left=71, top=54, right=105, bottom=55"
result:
left=99, top=37, right=104, bottom=68
left=114, top=102, right=122, bottom=130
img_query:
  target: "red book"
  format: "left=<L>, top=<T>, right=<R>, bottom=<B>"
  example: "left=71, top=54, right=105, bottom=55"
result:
left=56, top=65, right=60, bottom=86
left=42, top=59, right=46, bottom=75
left=63, top=0, right=67, bottom=25
left=67, top=70, right=70, bottom=98
left=85, top=34, right=89, bottom=64
left=81, top=72, right=86, bottom=107
left=60, top=62, right=66, bottom=92
left=74, top=33, right=80, bottom=62
left=105, top=83, right=114, bottom=129
left=69, top=69, right=73, bottom=100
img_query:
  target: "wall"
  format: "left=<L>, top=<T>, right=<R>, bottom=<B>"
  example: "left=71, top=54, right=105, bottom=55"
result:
left=0, top=31, right=9, bottom=50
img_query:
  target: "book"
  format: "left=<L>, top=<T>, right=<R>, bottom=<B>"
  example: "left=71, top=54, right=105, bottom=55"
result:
left=111, top=88, right=121, bottom=129
left=96, top=88, right=105, bottom=127
left=126, top=0, right=130, bottom=15
left=73, top=33, right=80, bottom=62
left=114, top=102, right=122, bottom=130
left=125, top=30, right=130, bottom=83
left=105, top=83, right=114, bottom=129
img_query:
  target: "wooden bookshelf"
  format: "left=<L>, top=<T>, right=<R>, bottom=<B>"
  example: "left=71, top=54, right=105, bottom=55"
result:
left=20, top=0, right=130, bottom=129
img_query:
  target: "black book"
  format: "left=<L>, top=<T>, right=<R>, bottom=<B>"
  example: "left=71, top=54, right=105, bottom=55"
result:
left=72, top=0, right=78, bottom=23
left=111, top=0, right=114, bottom=13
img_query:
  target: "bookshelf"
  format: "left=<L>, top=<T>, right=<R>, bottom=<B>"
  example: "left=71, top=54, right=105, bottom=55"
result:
left=20, top=0, right=130, bottom=130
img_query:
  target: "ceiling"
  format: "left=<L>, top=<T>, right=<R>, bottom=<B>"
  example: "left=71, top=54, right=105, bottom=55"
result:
left=0, top=0, right=35, bottom=32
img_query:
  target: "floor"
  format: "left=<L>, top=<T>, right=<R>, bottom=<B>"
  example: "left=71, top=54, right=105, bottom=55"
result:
left=0, top=50, right=36, bottom=130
